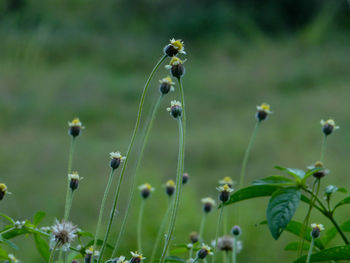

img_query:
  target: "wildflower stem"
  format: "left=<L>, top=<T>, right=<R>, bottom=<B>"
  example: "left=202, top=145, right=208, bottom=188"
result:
left=112, top=94, right=164, bottom=256
left=306, top=238, right=314, bottom=263
left=137, top=199, right=146, bottom=253
left=211, top=206, right=224, bottom=263
left=239, top=121, right=260, bottom=189
left=150, top=198, right=173, bottom=263
left=177, top=77, right=186, bottom=165
left=64, top=138, right=76, bottom=220
left=192, top=257, right=199, bottom=263
left=159, top=118, right=185, bottom=263
left=64, top=190, right=75, bottom=220
left=49, top=242, right=59, bottom=263
left=232, top=238, right=237, bottom=263
left=189, top=246, right=193, bottom=261
left=199, top=213, right=207, bottom=242
left=98, top=54, right=167, bottom=262
left=223, top=251, right=228, bottom=263
left=327, top=216, right=349, bottom=245
left=320, top=135, right=327, bottom=162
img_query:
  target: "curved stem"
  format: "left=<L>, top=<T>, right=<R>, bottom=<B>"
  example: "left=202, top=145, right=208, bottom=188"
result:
left=49, top=242, right=59, bottom=263
left=177, top=78, right=186, bottom=158
left=93, top=169, right=115, bottom=253
left=98, top=55, right=166, bottom=262
left=320, top=135, right=327, bottom=163
left=211, top=206, right=224, bottom=263
left=112, top=94, right=164, bottom=257
left=306, top=238, right=314, bottom=263
left=239, top=122, right=260, bottom=189
left=137, top=199, right=146, bottom=253
left=159, top=118, right=185, bottom=263
left=64, top=138, right=76, bottom=219
left=150, top=198, right=173, bottom=263
left=199, top=213, right=207, bottom=242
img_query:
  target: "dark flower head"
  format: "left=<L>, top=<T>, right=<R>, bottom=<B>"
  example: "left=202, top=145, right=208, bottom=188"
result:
left=217, top=235, right=234, bottom=252
left=182, top=172, right=189, bottom=185
left=0, top=183, right=8, bottom=200
left=68, top=118, right=84, bottom=138
left=109, top=152, right=126, bottom=170
left=189, top=232, right=199, bottom=243
left=216, top=184, right=234, bottom=203
left=231, top=225, right=242, bottom=237
left=320, top=119, right=339, bottom=136
left=256, top=103, right=272, bottom=122
left=201, top=197, right=216, bottom=213
left=165, top=57, right=186, bottom=79
left=165, top=180, right=176, bottom=197
left=167, top=100, right=182, bottom=119
left=68, top=172, right=81, bottom=191
left=163, top=38, right=186, bottom=57
left=307, top=161, right=329, bottom=179
left=159, top=76, right=175, bottom=95
left=197, top=244, right=213, bottom=259
left=138, top=183, right=155, bottom=199
left=311, top=223, right=324, bottom=239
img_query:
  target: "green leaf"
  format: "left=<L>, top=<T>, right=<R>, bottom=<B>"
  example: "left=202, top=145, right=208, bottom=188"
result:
left=334, top=196, right=350, bottom=211
left=285, top=241, right=310, bottom=251
left=275, top=166, right=305, bottom=182
left=320, top=226, right=338, bottom=246
left=165, top=256, right=187, bottom=262
left=33, top=211, right=46, bottom=227
left=266, top=187, right=301, bottom=240
left=0, top=214, right=15, bottom=225
left=324, top=185, right=347, bottom=196
left=0, top=246, right=9, bottom=259
left=252, top=176, right=295, bottom=186
left=341, top=219, right=350, bottom=232
left=0, top=236, right=18, bottom=250
left=293, top=245, right=350, bottom=263
left=223, top=185, right=281, bottom=207
left=170, top=247, right=188, bottom=254
left=33, top=234, right=50, bottom=261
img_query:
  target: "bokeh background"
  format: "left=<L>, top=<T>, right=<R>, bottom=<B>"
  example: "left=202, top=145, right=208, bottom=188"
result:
left=1, top=0, right=350, bottom=262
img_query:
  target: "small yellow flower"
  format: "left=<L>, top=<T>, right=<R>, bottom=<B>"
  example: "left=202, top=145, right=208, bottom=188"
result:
left=68, top=118, right=84, bottom=128
left=109, top=152, right=126, bottom=170
left=256, top=103, right=272, bottom=121
left=311, top=223, right=325, bottom=231
left=138, top=183, right=155, bottom=199
left=165, top=57, right=186, bottom=69
left=0, top=183, right=8, bottom=201
left=201, top=197, right=216, bottom=206
left=219, top=177, right=235, bottom=186
left=170, top=38, right=186, bottom=54
left=130, top=251, right=146, bottom=261
left=68, top=171, right=80, bottom=180
left=159, top=76, right=175, bottom=94
left=257, top=103, right=271, bottom=112
left=159, top=76, right=175, bottom=85
left=165, top=180, right=176, bottom=197
left=321, top=119, right=339, bottom=135
left=109, top=152, right=126, bottom=161
left=216, top=184, right=234, bottom=193
left=166, top=180, right=176, bottom=187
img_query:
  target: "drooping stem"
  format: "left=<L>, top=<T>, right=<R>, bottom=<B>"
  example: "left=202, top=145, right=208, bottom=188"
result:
left=98, top=55, right=167, bottom=262
left=49, top=242, right=59, bottom=263
left=64, top=138, right=76, bottom=219
left=159, top=118, right=185, bottom=263
left=112, top=94, right=164, bottom=257
left=320, top=135, right=327, bottom=162
left=137, top=199, right=146, bottom=253
left=232, top=238, right=237, bottom=263
left=199, top=213, right=207, bottom=242
left=93, top=169, right=115, bottom=254
left=239, top=121, right=260, bottom=189
left=211, top=206, right=224, bottom=263
left=150, top=198, right=173, bottom=263
left=306, top=238, right=314, bottom=263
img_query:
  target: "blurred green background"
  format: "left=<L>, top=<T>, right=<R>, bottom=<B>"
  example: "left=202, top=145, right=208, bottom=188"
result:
left=1, top=0, right=350, bottom=262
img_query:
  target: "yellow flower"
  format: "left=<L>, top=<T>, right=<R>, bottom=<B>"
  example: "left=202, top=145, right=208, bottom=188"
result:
left=138, top=183, right=155, bottom=192
left=170, top=38, right=186, bottom=54
left=219, top=177, right=235, bottom=186
left=130, top=251, right=145, bottom=261
left=201, top=197, right=216, bottom=206
left=68, top=118, right=84, bottom=128
left=311, top=223, right=325, bottom=231
left=216, top=184, right=234, bottom=193
left=166, top=180, right=176, bottom=187
left=256, top=103, right=272, bottom=113
left=166, top=57, right=186, bottom=68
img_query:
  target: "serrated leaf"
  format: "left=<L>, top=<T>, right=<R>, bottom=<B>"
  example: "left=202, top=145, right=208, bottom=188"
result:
left=34, top=234, right=50, bottom=261
left=33, top=211, right=46, bottom=227
left=252, top=176, right=295, bottom=186
left=293, top=245, right=350, bottom=263
left=165, top=256, right=187, bottom=262
left=285, top=241, right=310, bottom=251
left=266, top=187, right=301, bottom=240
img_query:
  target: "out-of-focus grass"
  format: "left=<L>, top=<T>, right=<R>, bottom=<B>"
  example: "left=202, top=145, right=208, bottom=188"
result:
left=1, top=35, right=350, bottom=262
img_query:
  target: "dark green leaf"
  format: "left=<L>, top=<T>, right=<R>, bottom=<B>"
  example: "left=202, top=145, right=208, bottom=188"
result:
left=275, top=166, right=305, bottom=181
left=334, top=196, right=350, bottom=211
left=33, top=211, right=46, bottom=227
left=266, top=187, right=301, bottom=240
left=302, top=168, right=323, bottom=182
left=285, top=241, right=309, bottom=251
left=293, top=245, right=350, bottom=263
left=252, top=176, right=294, bottom=186
left=33, top=234, right=50, bottom=261
left=320, top=227, right=338, bottom=246
left=341, top=219, right=350, bottom=232
left=165, top=256, right=187, bottom=262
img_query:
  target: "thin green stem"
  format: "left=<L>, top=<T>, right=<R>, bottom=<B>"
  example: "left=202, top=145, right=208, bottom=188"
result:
left=112, top=94, right=163, bottom=257
left=232, top=238, right=237, bottom=263
left=223, top=207, right=228, bottom=235
left=49, top=242, right=59, bottom=263
left=177, top=78, right=186, bottom=157
left=93, top=169, right=115, bottom=254
left=306, top=238, right=314, bottom=263
left=137, top=199, right=146, bottom=253
left=223, top=252, right=228, bottom=263
left=159, top=118, right=185, bottom=263
left=239, top=121, right=260, bottom=189
left=64, top=138, right=76, bottom=219
left=0, top=227, right=15, bottom=236
left=150, top=198, right=173, bottom=263
left=98, top=55, right=167, bottom=262
left=211, top=206, right=224, bottom=263
left=199, top=213, right=207, bottom=242
left=320, top=135, right=327, bottom=163
left=189, top=246, right=193, bottom=261
left=64, top=190, right=75, bottom=220
left=192, top=257, right=199, bottom=263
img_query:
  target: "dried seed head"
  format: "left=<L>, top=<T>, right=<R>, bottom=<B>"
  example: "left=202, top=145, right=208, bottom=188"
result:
left=68, top=172, right=81, bottom=191
left=217, top=235, right=234, bottom=252
left=256, top=103, right=272, bottom=122
left=320, top=119, right=339, bottom=136
left=109, top=152, right=126, bottom=170
left=68, top=118, right=84, bottom=138
left=166, top=100, right=182, bottom=119
left=182, top=172, right=189, bottom=185
left=165, top=180, right=176, bottom=197
left=197, top=244, right=213, bottom=259
left=307, top=161, right=329, bottom=179
left=216, top=184, right=234, bottom=203
left=189, top=232, right=199, bottom=243
left=218, top=177, right=235, bottom=188
left=130, top=251, right=145, bottom=263
left=138, top=183, right=155, bottom=199
left=50, top=219, right=78, bottom=251
left=0, top=183, right=8, bottom=200
left=231, top=225, right=242, bottom=237
left=201, top=197, right=216, bottom=213
left=311, top=223, right=324, bottom=239
left=163, top=38, right=186, bottom=57
left=159, top=76, right=175, bottom=95
left=165, top=57, right=186, bottom=79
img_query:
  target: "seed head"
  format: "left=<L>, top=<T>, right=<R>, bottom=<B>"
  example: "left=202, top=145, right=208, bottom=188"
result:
left=50, top=219, right=78, bottom=251
left=165, top=180, right=176, bottom=197
left=216, top=184, right=234, bottom=203
left=159, top=76, right=175, bottom=95
left=0, top=183, right=8, bottom=200
left=167, top=100, right=182, bottom=119
left=109, top=152, right=126, bottom=170
left=189, top=232, right=199, bottom=243
left=311, top=223, right=324, bottom=239
left=130, top=251, right=145, bottom=263
left=218, top=177, right=235, bottom=188
left=163, top=38, right=186, bottom=57
left=68, top=172, right=81, bottom=191
left=201, top=197, right=216, bottom=213
left=182, top=172, right=189, bottom=185
left=68, top=118, right=84, bottom=138
left=138, top=183, right=155, bottom=199
left=165, top=57, right=186, bottom=79
left=197, top=244, right=213, bottom=259
left=217, top=235, right=234, bottom=252
left=321, top=119, right=339, bottom=136
left=231, top=225, right=242, bottom=237
left=256, top=103, right=272, bottom=122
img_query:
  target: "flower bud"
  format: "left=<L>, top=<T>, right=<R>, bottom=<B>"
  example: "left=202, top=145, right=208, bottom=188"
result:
left=159, top=76, right=175, bottom=95
left=68, top=172, right=81, bottom=191
left=0, top=184, right=8, bottom=200
left=197, top=244, right=213, bottom=259
left=182, top=172, right=189, bottom=185
left=320, top=119, right=339, bottom=136
left=68, top=118, right=84, bottom=138
left=163, top=38, right=186, bottom=57
left=109, top=152, right=126, bottom=170
left=201, top=197, right=216, bottom=213
left=189, top=232, right=199, bottom=243
left=231, top=225, right=242, bottom=237
left=165, top=180, right=176, bottom=197
left=84, top=247, right=99, bottom=263
left=138, top=183, right=155, bottom=199
left=217, top=184, right=233, bottom=203
left=166, top=100, right=182, bottom=119
left=219, top=177, right=235, bottom=189
left=307, top=161, right=329, bottom=179
left=165, top=57, right=186, bottom=79
left=130, top=251, right=145, bottom=263
left=256, top=103, right=272, bottom=122
left=311, top=223, right=324, bottom=239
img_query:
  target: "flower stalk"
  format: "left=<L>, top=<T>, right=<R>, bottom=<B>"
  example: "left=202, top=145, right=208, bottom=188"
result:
left=211, top=207, right=224, bottom=263
left=64, top=138, right=76, bottom=220
left=137, top=199, right=146, bottom=253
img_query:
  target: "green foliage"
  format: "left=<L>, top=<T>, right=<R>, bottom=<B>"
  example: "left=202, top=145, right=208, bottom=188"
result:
left=293, top=245, right=350, bottom=263
left=33, top=234, right=50, bottom=261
